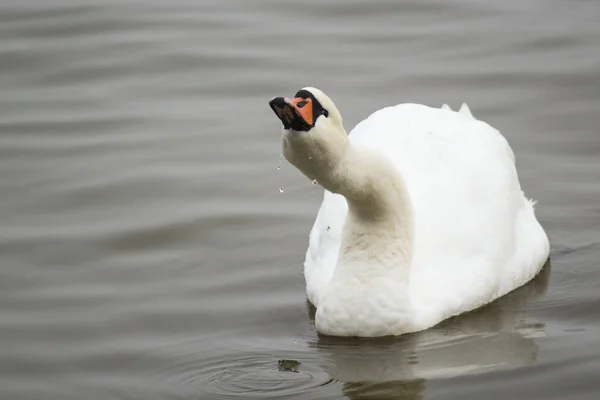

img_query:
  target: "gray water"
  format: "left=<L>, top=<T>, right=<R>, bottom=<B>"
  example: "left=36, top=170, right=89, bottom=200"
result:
left=1, top=1, right=599, bottom=399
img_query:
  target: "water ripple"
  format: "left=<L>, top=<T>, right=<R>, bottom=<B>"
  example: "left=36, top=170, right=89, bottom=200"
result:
left=151, top=338, right=335, bottom=399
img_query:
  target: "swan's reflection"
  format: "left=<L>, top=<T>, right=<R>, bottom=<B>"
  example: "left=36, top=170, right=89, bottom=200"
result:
left=308, top=261, right=551, bottom=399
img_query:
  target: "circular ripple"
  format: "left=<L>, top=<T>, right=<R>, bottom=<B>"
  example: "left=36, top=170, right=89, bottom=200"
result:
left=187, top=354, right=327, bottom=397
left=152, top=338, right=335, bottom=398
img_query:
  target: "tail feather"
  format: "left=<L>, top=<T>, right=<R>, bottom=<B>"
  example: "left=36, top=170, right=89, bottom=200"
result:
left=459, top=102, right=475, bottom=120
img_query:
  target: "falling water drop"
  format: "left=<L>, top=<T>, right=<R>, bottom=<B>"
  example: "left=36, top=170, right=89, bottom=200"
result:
left=277, top=154, right=283, bottom=170
left=326, top=226, right=331, bottom=232
left=311, top=179, right=318, bottom=185
left=279, top=187, right=284, bottom=193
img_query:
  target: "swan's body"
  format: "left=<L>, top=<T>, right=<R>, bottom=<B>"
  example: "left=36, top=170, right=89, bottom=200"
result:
left=269, top=88, right=549, bottom=337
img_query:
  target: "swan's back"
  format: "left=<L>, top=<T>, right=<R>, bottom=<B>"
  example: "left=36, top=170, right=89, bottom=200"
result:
left=305, top=103, right=549, bottom=325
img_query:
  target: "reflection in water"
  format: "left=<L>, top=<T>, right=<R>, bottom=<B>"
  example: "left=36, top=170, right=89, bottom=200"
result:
left=309, top=262, right=551, bottom=399
left=343, top=379, right=427, bottom=400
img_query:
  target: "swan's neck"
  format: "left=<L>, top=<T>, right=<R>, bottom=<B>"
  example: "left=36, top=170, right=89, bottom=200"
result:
left=333, top=146, right=414, bottom=277
left=284, top=132, right=414, bottom=276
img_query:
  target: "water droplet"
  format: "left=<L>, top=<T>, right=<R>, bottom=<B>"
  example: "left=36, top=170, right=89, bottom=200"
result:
left=326, top=226, right=331, bottom=232
left=277, top=154, right=283, bottom=170
left=279, top=187, right=284, bottom=193
left=308, top=156, right=312, bottom=160
left=311, top=179, right=318, bottom=185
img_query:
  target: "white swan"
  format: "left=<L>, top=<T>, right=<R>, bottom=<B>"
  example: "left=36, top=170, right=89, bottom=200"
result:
left=268, top=87, right=549, bottom=337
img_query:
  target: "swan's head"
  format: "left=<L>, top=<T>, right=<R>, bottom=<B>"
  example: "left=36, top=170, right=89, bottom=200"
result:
left=268, top=87, right=346, bottom=181
left=268, top=87, right=342, bottom=133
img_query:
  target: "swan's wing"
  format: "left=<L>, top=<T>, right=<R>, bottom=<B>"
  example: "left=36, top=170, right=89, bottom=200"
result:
left=445, top=102, right=515, bottom=163
left=343, top=103, right=547, bottom=320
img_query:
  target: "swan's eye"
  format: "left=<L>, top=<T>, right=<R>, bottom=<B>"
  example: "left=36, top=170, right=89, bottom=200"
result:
left=296, top=100, right=308, bottom=108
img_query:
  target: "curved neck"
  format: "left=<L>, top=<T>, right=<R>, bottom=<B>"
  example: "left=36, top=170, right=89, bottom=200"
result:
left=284, top=131, right=414, bottom=273
left=332, top=146, right=414, bottom=274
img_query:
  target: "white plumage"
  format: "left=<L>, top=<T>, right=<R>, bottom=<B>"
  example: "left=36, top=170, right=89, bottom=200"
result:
left=270, top=87, right=549, bottom=337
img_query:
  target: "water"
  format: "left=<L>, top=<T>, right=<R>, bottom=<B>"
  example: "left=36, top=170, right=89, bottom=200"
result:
left=0, top=1, right=599, bottom=399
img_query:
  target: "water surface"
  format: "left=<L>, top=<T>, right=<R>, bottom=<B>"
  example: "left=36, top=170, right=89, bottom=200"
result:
left=1, top=1, right=599, bottom=399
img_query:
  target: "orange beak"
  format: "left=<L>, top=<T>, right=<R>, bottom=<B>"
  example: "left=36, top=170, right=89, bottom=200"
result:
left=269, top=96, right=314, bottom=131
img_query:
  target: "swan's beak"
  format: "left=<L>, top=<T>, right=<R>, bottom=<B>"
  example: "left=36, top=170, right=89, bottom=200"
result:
left=269, top=96, right=313, bottom=131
